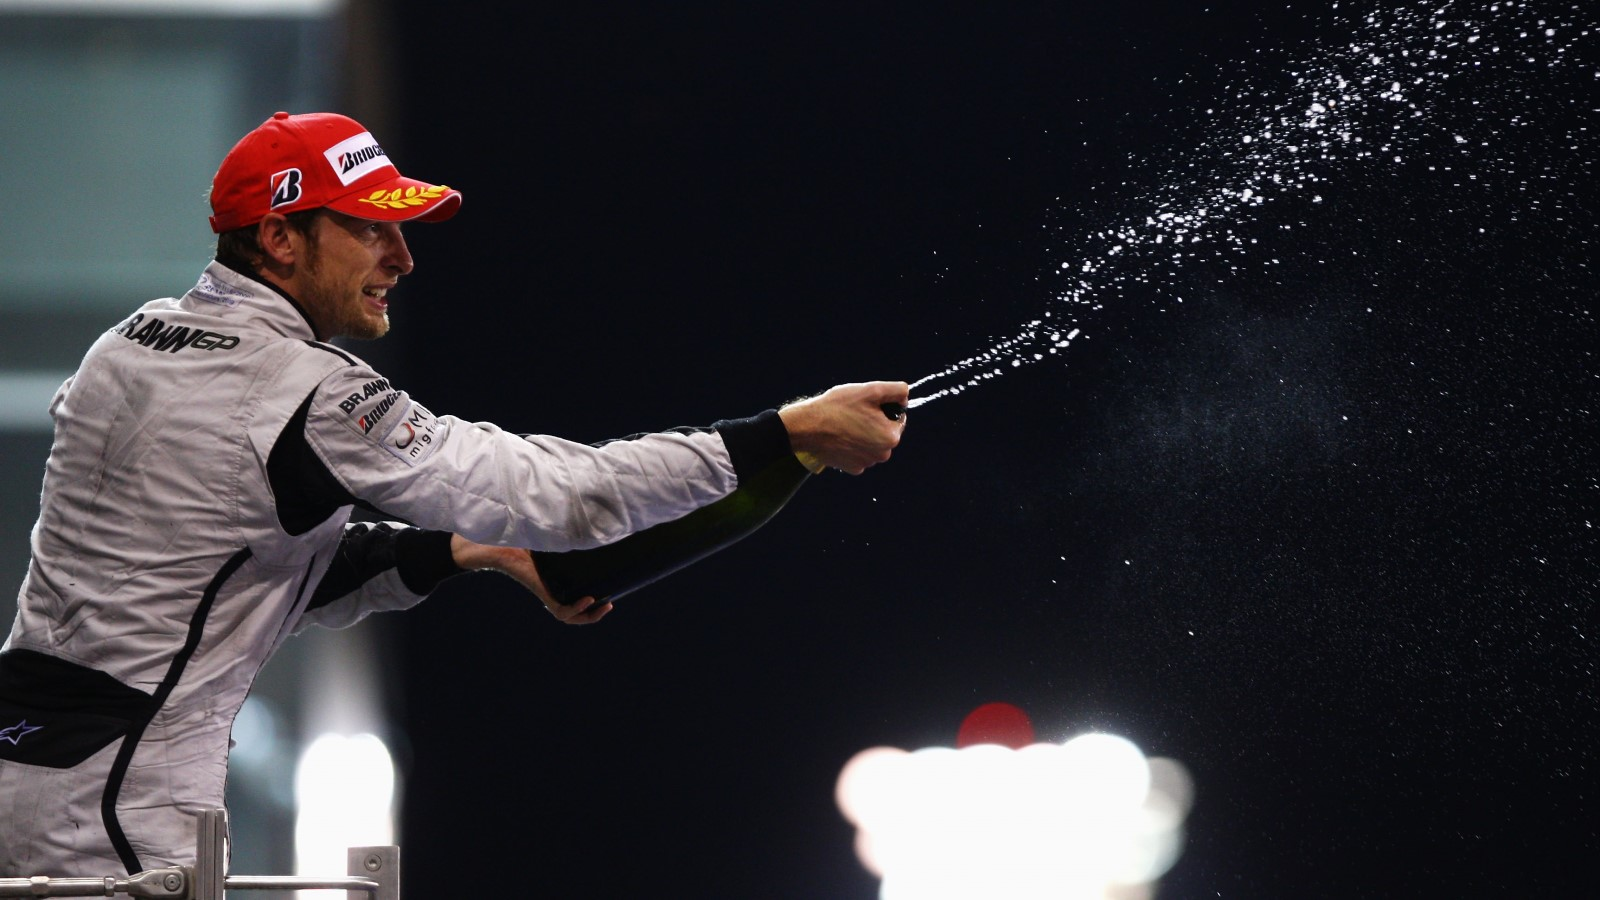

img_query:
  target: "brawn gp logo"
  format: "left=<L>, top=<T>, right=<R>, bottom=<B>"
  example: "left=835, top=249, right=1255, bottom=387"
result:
left=116, top=313, right=240, bottom=353
left=338, top=378, right=393, bottom=415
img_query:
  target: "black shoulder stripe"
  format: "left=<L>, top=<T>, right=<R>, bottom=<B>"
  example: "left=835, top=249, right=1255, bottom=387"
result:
left=268, top=389, right=361, bottom=535
left=304, top=340, right=357, bottom=364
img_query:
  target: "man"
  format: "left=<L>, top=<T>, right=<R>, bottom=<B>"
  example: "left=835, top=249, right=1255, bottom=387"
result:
left=0, top=111, right=907, bottom=879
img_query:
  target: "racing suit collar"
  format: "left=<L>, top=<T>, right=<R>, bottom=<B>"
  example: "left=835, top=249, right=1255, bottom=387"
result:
left=192, top=261, right=326, bottom=341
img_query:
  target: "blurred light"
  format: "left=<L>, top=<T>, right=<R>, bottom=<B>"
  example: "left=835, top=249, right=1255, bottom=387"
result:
left=294, top=732, right=394, bottom=898
left=837, top=731, right=1193, bottom=899
left=957, top=701, right=1036, bottom=749
left=0, top=372, right=70, bottom=432
left=227, top=696, right=282, bottom=772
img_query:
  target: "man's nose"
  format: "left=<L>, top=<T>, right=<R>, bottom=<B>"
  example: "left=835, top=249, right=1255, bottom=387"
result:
left=383, top=226, right=414, bottom=275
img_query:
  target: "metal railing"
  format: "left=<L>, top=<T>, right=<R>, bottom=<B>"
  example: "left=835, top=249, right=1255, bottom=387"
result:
left=0, top=809, right=398, bottom=900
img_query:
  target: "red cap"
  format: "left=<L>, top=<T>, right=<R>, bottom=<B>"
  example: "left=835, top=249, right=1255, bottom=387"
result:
left=208, top=111, right=462, bottom=233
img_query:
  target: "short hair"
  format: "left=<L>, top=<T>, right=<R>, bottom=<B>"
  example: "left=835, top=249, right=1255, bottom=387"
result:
left=213, top=208, right=325, bottom=274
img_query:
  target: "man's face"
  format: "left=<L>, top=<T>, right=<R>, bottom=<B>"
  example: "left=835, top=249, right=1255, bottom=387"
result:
left=295, top=211, right=414, bottom=340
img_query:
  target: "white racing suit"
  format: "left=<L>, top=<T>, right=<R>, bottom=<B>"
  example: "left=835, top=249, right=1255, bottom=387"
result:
left=0, top=261, right=795, bottom=878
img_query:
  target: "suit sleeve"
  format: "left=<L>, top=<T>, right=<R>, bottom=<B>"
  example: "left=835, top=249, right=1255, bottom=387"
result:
left=293, top=522, right=463, bottom=632
left=298, top=362, right=793, bottom=553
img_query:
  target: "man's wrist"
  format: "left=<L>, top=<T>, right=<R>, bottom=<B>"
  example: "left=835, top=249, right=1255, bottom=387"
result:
left=777, top=397, right=819, bottom=455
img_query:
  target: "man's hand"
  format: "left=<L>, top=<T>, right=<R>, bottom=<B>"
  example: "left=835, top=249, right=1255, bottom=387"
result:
left=779, top=381, right=910, bottom=474
left=449, top=534, right=613, bottom=624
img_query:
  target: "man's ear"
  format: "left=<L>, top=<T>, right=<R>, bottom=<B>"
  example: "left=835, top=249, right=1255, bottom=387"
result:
left=257, top=213, right=299, bottom=266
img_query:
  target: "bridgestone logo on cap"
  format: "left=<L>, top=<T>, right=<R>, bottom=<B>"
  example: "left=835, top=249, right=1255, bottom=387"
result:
left=324, top=132, right=394, bottom=186
left=270, top=168, right=303, bottom=209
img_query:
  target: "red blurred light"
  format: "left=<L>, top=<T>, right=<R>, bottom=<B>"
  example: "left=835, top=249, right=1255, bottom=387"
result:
left=956, top=702, right=1035, bottom=749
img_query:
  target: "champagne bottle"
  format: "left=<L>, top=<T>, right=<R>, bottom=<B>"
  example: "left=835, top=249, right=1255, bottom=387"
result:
left=531, top=402, right=903, bottom=605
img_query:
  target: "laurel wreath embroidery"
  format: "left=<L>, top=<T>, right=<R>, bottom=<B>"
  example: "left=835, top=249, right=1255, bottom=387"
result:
left=357, top=185, right=452, bottom=210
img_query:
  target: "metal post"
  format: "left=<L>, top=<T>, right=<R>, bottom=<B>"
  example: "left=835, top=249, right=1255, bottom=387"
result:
left=193, top=808, right=227, bottom=900
left=346, top=847, right=398, bottom=900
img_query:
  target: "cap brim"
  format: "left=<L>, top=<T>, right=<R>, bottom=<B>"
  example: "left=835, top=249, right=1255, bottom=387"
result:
left=324, top=176, right=462, bottom=223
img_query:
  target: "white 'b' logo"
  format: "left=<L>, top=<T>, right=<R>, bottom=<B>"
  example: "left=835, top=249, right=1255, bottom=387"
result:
left=270, top=168, right=303, bottom=209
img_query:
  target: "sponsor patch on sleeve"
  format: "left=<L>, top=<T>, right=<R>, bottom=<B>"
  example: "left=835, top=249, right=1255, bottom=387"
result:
left=377, top=401, right=444, bottom=467
left=331, top=374, right=446, bottom=467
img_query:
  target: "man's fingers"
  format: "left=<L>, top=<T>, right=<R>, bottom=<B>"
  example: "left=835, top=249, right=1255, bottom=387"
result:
left=573, top=600, right=613, bottom=623
left=552, top=596, right=612, bottom=624
left=781, top=380, right=909, bottom=473
left=548, top=595, right=591, bottom=620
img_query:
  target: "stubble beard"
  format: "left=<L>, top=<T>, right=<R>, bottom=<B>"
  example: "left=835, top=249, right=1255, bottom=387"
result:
left=344, top=306, right=390, bottom=341
left=301, top=257, right=390, bottom=341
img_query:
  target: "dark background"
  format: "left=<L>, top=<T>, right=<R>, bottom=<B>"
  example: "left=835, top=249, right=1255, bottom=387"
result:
left=375, top=2, right=1595, bottom=897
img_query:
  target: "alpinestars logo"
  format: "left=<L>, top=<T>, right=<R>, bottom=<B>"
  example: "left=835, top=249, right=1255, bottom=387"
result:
left=271, top=168, right=304, bottom=210
left=0, top=719, right=43, bottom=745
